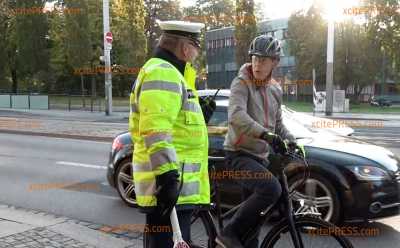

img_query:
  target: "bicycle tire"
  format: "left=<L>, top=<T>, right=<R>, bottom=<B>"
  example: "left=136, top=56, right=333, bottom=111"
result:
left=260, top=216, right=353, bottom=248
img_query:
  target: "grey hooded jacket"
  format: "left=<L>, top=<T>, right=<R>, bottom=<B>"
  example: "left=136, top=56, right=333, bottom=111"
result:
left=224, top=63, right=295, bottom=159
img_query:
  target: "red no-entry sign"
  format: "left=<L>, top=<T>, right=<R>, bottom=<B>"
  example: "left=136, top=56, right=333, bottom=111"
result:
left=105, top=32, right=113, bottom=43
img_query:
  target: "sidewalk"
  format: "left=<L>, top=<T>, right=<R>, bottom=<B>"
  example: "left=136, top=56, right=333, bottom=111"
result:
left=0, top=204, right=143, bottom=248
left=1, top=108, right=399, bottom=141
left=0, top=109, right=129, bottom=141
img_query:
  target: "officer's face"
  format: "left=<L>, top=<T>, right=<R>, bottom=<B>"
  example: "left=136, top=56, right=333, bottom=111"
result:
left=251, top=55, right=279, bottom=81
left=182, top=40, right=199, bottom=63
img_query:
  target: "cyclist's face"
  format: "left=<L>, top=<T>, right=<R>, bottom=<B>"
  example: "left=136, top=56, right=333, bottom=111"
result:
left=251, top=55, right=279, bottom=81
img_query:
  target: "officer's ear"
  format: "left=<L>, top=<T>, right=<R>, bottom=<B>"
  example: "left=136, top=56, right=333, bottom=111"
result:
left=181, top=41, right=191, bottom=61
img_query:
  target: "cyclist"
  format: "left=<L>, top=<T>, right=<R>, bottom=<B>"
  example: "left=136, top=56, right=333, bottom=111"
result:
left=216, top=35, right=300, bottom=248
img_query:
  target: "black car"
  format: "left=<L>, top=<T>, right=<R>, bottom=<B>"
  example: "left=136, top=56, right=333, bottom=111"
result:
left=107, top=100, right=400, bottom=224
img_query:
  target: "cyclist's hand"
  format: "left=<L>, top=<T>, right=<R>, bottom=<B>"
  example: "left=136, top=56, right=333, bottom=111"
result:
left=261, top=132, right=287, bottom=155
left=288, top=141, right=306, bottom=158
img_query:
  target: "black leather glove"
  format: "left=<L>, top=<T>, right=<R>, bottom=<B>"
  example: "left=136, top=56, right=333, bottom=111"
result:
left=199, top=96, right=216, bottom=124
left=288, top=141, right=306, bottom=158
left=260, top=132, right=287, bottom=155
left=155, top=169, right=180, bottom=216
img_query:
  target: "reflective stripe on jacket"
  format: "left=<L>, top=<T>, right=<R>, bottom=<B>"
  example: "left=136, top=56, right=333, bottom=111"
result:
left=129, top=57, right=210, bottom=210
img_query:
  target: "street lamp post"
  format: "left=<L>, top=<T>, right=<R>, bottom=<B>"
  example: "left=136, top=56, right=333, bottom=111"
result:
left=103, top=0, right=112, bottom=115
left=325, top=18, right=335, bottom=116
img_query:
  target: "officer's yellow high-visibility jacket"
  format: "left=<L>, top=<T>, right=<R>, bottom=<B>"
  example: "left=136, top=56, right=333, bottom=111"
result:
left=129, top=57, right=210, bottom=211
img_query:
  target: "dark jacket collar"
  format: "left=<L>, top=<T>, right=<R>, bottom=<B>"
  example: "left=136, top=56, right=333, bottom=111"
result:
left=153, top=47, right=186, bottom=76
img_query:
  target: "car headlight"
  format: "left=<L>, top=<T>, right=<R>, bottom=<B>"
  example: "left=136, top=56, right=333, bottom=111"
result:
left=349, top=165, right=390, bottom=181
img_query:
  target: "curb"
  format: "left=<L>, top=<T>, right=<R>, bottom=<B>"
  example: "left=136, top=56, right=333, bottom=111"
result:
left=0, top=203, right=141, bottom=243
left=0, top=129, right=113, bottom=142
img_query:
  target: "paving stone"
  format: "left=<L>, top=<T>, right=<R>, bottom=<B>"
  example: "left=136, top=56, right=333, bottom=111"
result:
left=0, top=227, right=94, bottom=248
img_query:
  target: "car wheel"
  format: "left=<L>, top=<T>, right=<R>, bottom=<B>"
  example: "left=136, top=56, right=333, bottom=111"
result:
left=115, top=157, right=137, bottom=207
left=289, top=173, right=341, bottom=224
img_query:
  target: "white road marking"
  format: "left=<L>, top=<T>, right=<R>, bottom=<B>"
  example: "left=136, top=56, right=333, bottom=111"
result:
left=56, top=161, right=107, bottom=170
left=101, top=181, right=110, bottom=186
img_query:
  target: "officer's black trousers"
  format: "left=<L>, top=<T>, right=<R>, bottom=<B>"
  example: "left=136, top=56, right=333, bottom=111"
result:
left=143, top=209, right=193, bottom=248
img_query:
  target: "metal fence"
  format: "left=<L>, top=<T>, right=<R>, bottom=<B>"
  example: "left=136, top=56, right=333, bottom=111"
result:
left=48, top=94, right=104, bottom=112
left=0, top=93, right=105, bottom=112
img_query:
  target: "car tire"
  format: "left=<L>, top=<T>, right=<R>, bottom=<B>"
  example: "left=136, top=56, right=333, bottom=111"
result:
left=288, top=172, right=342, bottom=224
left=115, top=157, right=137, bottom=207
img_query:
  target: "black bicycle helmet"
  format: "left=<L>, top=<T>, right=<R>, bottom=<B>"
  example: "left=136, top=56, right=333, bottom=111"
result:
left=248, top=35, right=281, bottom=59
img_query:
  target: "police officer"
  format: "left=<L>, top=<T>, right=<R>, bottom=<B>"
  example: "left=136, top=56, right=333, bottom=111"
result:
left=128, top=20, right=211, bottom=248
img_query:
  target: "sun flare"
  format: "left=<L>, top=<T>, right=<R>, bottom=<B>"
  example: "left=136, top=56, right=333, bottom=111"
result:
left=318, top=0, right=362, bottom=21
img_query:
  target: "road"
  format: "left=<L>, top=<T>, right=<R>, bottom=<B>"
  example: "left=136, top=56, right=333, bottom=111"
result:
left=0, top=124, right=399, bottom=247
left=0, top=133, right=142, bottom=227
left=352, top=126, right=400, bottom=152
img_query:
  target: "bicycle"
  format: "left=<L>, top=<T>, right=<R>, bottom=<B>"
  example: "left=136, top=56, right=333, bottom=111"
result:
left=189, top=146, right=354, bottom=248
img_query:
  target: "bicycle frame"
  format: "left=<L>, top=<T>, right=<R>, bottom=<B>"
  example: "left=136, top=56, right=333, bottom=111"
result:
left=210, top=151, right=309, bottom=248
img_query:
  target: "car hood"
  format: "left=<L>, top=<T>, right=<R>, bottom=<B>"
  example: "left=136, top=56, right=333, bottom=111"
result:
left=300, top=134, right=399, bottom=172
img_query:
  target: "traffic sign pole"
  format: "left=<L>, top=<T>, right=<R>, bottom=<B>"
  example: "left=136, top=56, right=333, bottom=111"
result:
left=103, top=0, right=112, bottom=116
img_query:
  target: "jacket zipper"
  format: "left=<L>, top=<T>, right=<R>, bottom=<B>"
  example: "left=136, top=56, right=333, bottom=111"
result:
left=260, top=86, right=269, bottom=128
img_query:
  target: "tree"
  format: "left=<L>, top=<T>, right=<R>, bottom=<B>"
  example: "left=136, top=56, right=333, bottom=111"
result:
left=182, top=0, right=235, bottom=88
left=63, top=0, right=92, bottom=96
left=364, top=0, right=400, bottom=88
left=0, top=0, right=50, bottom=93
left=234, top=0, right=257, bottom=66
left=0, top=0, right=11, bottom=88
left=287, top=6, right=327, bottom=89
left=112, top=0, right=147, bottom=96
left=334, top=21, right=381, bottom=101
left=183, top=0, right=235, bottom=30
left=144, top=0, right=183, bottom=58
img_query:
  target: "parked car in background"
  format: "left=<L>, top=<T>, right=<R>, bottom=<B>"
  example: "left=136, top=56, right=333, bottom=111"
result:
left=107, top=98, right=400, bottom=225
left=370, top=96, right=392, bottom=107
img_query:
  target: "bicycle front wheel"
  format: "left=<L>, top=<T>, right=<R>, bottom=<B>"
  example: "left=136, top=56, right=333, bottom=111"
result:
left=260, top=216, right=353, bottom=248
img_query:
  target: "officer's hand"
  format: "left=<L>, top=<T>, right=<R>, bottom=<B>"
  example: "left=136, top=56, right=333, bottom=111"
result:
left=155, top=169, right=180, bottom=216
left=288, top=141, right=306, bottom=158
left=199, top=96, right=216, bottom=124
left=261, top=132, right=287, bottom=155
